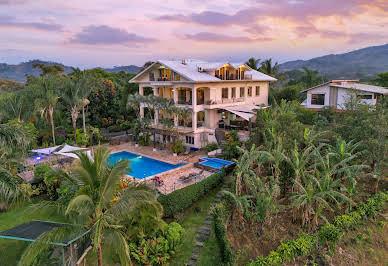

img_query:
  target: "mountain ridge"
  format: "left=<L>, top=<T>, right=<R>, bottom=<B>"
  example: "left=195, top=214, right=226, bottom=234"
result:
left=0, top=60, right=141, bottom=82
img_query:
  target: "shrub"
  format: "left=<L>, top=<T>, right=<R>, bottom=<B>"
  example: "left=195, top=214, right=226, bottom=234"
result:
left=165, top=222, right=185, bottom=253
left=33, top=164, right=51, bottom=183
left=138, top=134, right=150, bottom=146
left=318, top=223, right=343, bottom=244
left=225, top=130, right=239, bottom=142
left=277, top=234, right=316, bottom=262
left=223, top=141, right=241, bottom=160
left=107, top=125, right=121, bottom=132
left=213, top=199, right=235, bottom=265
left=120, top=121, right=131, bottom=131
left=55, top=134, right=66, bottom=145
left=158, top=173, right=223, bottom=217
left=205, top=142, right=218, bottom=153
left=170, top=139, right=185, bottom=154
left=76, top=133, right=89, bottom=146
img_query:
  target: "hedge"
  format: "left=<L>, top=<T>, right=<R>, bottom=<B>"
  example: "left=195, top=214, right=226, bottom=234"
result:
left=248, top=192, right=388, bottom=266
left=158, top=172, right=224, bottom=217
left=213, top=198, right=235, bottom=265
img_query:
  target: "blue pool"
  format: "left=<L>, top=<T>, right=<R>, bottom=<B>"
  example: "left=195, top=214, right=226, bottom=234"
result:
left=199, top=157, right=234, bottom=169
left=108, top=151, right=184, bottom=179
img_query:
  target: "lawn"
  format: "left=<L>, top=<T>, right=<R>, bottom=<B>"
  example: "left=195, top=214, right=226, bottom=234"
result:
left=0, top=200, right=67, bottom=266
left=168, top=186, right=222, bottom=266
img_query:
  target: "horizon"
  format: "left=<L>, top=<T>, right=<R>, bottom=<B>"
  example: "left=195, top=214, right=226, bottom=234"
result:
left=1, top=0, right=388, bottom=68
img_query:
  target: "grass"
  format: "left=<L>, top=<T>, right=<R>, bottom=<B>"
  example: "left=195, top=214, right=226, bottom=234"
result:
left=168, top=186, right=222, bottom=266
left=0, top=199, right=67, bottom=266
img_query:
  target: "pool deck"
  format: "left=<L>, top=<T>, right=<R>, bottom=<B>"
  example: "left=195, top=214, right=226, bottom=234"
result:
left=102, top=142, right=213, bottom=194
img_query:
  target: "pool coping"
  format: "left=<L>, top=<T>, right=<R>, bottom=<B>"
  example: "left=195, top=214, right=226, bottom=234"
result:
left=111, top=148, right=190, bottom=182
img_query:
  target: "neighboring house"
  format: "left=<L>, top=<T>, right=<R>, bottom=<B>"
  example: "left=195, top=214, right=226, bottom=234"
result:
left=301, top=80, right=388, bottom=110
left=130, top=59, right=277, bottom=149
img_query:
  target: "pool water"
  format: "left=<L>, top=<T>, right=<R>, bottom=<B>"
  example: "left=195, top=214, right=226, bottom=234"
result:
left=108, top=151, right=184, bottom=179
left=199, top=157, right=234, bottom=169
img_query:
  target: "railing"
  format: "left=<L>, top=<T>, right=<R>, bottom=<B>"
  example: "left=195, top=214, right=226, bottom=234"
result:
left=206, top=97, right=245, bottom=105
left=177, top=99, right=192, bottom=105
left=197, top=99, right=204, bottom=105
left=157, top=77, right=171, bottom=81
left=214, top=74, right=253, bottom=80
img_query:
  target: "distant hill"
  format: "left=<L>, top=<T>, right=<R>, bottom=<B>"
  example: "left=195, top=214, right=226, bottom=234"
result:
left=279, top=44, right=388, bottom=80
left=0, top=60, right=141, bottom=82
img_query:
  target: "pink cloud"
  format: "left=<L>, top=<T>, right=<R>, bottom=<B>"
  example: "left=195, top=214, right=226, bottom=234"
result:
left=69, top=25, right=157, bottom=45
left=183, top=32, right=272, bottom=42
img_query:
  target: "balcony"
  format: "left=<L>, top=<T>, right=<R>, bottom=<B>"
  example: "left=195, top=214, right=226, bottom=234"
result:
left=206, top=97, right=245, bottom=105
left=214, top=74, right=252, bottom=80
left=177, top=98, right=192, bottom=105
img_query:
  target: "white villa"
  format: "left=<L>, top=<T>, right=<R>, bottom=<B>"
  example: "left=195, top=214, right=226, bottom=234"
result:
left=130, top=59, right=277, bottom=149
left=301, top=80, right=388, bottom=110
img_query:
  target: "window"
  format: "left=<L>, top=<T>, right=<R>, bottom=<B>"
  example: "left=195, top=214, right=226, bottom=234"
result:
left=170, top=89, right=174, bottom=98
left=255, top=86, right=260, bottom=96
left=311, top=94, right=325, bottom=105
left=149, top=72, right=155, bottom=81
left=247, top=86, right=252, bottom=97
left=357, top=94, right=373, bottom=99
left=186, top=136, right=194, bottom=145
left=231, top=87, right=236, bottom=98
left=240, top=87, right=245, bottom=97
left=222, top=88, right=228, bottom=98
left=174, top=73, right=180, bottom=81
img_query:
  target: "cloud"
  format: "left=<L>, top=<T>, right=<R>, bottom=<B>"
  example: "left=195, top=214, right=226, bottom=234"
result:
left=0, top=16, right=63, bottom=31
left=157, top=9, right=260, bottom=26
left=69, top=25, right=157, bottom=45
left=183, top=32, right=272, bottom=42
left=0, top=0, right=26, bottom=4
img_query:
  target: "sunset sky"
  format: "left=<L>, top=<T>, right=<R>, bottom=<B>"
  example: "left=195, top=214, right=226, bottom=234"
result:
left=0, top=0, right=387, bottom=68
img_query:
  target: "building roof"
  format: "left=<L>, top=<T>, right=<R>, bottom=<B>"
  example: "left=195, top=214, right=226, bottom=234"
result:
left=301, top=80, right=388, bottom=95
left=130, top=59, right=277, bottom=82
left=331, top=83, right=388, bottom=95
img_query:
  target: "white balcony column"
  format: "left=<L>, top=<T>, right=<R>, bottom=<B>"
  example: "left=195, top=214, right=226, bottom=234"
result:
left=192, top=87, right=197, bottom=107
left=192, top=111, right=197, bottom=131
left=154, top=109, right=159, bottom=125
left=153, top=86, right=159, bottom=96
left=139, top=86, right=145, bottom=118
left=174, top=113, right=178, bottom=127
left=139, top=86, right=144, bottom=96
left=173, top=87, right=178, bottom=103
left=228, top=87, right=231, bottom=99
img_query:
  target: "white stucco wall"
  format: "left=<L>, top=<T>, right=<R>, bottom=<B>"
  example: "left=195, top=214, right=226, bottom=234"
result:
left=306, top=85, right=330, bottom=109
left=337, top=88, right=375, bottom=109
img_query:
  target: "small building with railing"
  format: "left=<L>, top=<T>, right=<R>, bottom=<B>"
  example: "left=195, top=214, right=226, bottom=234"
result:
left=130, top=59, right=277, bottom=149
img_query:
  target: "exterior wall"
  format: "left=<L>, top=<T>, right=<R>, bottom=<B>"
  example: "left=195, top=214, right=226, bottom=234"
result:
left=337, top=88, right=375, bottom=109
left=305, top=85, right=331, bottom=109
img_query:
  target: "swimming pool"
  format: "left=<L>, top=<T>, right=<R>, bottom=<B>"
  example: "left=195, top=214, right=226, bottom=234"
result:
left=108, top=151, right=184, bottom=179
left=199, top=157, right=234, bottom=169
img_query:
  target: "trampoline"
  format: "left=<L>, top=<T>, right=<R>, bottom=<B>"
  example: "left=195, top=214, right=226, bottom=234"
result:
left=0, top=220, right=90, bottom=265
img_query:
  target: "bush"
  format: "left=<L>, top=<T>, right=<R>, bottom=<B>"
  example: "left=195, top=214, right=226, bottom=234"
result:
left=120, top=121, right=131, bottom=131
left=76, top=133, right=89, bottom=146
left=33, top=164, right=51, bottom=183
left=213, top=199, right=235, bottom=265
left=318, top=223, right=343, bottom=244
left=107, top=125, right=121, bottom=132
left=296, top=106, right=318, bottom=125
left=277, top=233, right=316, bottom=262
left=225, top=130, right=239, bottom=142
left=138, top=134, right=150, bottom=146
left=170, top=139, right=185, bottom=154
left=205, top=142, right=218, bottom=153
left=223, top=141, right=241, bottom=160
left=165, top=222, right=185, bottom=253
left=333, top=212, right=361, bottom=230
left=158, top=173, right=223, bottom=217
left=55, top=134, right=66, bottom=145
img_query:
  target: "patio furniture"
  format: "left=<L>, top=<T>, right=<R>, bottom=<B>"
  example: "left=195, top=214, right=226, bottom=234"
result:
left=153, top=176, right=164, bottom=186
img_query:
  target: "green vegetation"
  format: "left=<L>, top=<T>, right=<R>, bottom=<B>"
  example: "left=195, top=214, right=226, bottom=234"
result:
left=158, top=172, right=223, bottom=217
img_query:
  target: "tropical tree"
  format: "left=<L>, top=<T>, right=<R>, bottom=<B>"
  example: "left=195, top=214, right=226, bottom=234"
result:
left=299, top=67, right=326, bottom=88
left=32, top=62, right=65, bottom=76
left=0, top=123, right=32, bottom=210
left=246, top=57, right=261, bottom=70
left=374, top=71, right=388, bottom=87
left=259, top=59, right=279, bottom=77
left=20, top=147, right=161, bottom=266
left=29, top=75, right=61, bottom=145
left=0, top=90, right=33, bottom=122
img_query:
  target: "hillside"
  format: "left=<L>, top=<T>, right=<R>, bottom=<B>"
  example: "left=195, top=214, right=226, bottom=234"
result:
left=279, top=44, right=388, bottom=80
left=0, top=60, right=141, bottom=82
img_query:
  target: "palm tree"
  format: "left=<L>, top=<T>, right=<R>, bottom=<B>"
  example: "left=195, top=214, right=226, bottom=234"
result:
left=0, top=123, right=32, bottom=210
left=299, top=67, right=325, bottom=88
left=259, top=59, right=279, bottom=76
left=20, top=147, right=161, bottom=266
left=246, top=57, right=261, bottom=70
left=0, top=90, right=33, bottom=122
left=29, top=75, right=61, bottom=145
left=61, top=74, right=95, bottom=144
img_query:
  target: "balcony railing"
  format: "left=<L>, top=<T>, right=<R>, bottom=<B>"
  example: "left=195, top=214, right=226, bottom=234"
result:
left=206, top=97, right=245, bottom=105
left=197, top=99, right=204, bottom=105
left=177, top=98, right=192, bottom=105
left=214, top=74, right=252, bottom=80
left=157, top=77, right=171, bottom=81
